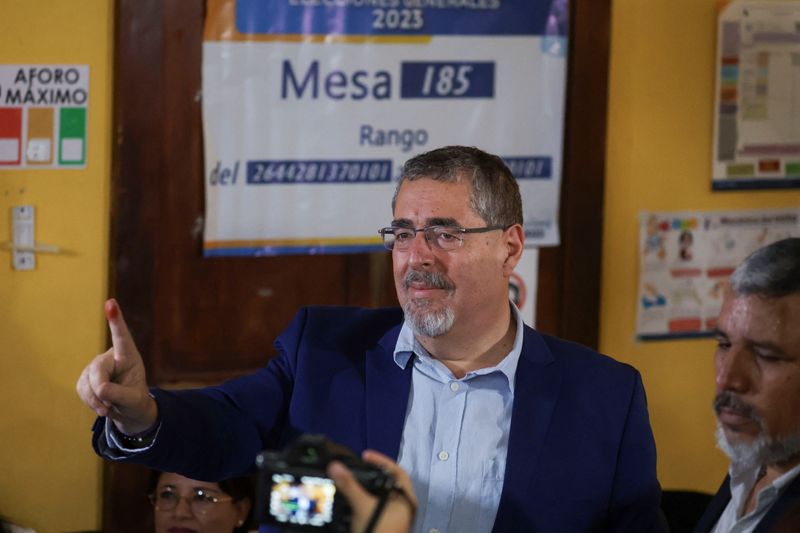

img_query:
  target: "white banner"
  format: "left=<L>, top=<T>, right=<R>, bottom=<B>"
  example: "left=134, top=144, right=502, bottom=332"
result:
left=202, top=0, right=568, bottom=256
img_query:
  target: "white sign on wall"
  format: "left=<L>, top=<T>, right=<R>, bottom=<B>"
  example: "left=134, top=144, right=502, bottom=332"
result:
left=0, top=65, right=89, bottom=168
left=202, top=0, right=568, bottom=256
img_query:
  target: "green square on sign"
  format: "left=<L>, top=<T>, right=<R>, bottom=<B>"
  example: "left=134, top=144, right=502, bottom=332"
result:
left=59, top=107, right=86, bottom=165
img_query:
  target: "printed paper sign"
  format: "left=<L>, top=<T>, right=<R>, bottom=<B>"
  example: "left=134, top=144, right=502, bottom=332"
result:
left=712, top=1, right=800, bottom=190
left=0, top=65, right=89, bottom=168
left=636, top=208, right=800, bottom=340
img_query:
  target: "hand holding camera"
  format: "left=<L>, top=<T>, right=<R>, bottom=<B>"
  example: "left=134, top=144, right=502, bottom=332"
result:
left=256, top=435, right=416, bottom=533
left=328, top=449, right=417, bottom=533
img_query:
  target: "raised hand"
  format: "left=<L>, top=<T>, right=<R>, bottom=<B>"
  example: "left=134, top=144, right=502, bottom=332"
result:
left=76, top=299, right=158, bottom=435
left=327, top=450, right=417, bottom=533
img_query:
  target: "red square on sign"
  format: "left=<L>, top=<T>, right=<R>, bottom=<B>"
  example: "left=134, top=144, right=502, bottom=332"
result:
left=0, top=108, right=23, bottom=165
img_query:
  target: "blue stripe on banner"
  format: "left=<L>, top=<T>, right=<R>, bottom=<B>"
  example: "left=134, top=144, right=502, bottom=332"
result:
left=204, top=244, right=387, bottom=257
left=247, top=159, right=393, bottom=184
left=400, top=62, right=495, bottom=99
left=235, top=0, right=568, bottom=37
left=502, top=156, right=552, bottom=179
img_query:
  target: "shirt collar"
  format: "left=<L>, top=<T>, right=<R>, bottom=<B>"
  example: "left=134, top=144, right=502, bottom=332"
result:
left=727, top=460, right=800, bottom=515
left=393, top=301, right=525, bottom=393
left=772, top=462, right=800, bottom=491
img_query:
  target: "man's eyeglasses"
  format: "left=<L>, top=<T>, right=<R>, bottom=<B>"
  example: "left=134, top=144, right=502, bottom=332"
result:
left=378, top=225, right=507, bottom=251
left=149, top=487, right=234, bottom=515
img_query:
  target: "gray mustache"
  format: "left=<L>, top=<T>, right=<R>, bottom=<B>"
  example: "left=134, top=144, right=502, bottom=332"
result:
left=714, top=391, right=759, bottom=422
left=403, top=270, right=455, bottom=292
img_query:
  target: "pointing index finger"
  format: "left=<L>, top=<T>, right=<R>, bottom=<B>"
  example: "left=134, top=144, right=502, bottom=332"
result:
left=105, top=299, right=136, bottom=360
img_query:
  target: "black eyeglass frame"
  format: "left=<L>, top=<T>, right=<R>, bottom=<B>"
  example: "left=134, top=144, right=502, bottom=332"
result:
left=148, top=487, right=235, bottom=514
left=377, top=224, right=508, bottom=251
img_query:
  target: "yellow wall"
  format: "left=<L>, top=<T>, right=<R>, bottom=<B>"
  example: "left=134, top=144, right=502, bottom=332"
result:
left=0, top=1, right=113, bottom=530
left=603, top=0, right=800, bottom=492
left=1, top=0, right=799, bottom=528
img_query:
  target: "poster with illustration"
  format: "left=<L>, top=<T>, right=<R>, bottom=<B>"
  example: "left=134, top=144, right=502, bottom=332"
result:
left=636, top=208, right=800, bottom=340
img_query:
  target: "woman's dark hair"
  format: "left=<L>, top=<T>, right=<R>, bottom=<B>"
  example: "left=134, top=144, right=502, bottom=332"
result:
left=148, top=470, right=255, bottom=532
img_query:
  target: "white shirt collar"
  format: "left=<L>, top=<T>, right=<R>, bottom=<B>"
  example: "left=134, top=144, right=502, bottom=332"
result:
left=393, top=301, right=525, bottom=393
left=726, top=460, right=800, bottom=519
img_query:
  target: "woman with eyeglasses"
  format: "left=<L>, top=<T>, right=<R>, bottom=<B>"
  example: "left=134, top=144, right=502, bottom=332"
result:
left=148, top=451, right=415, bottom=533
left=149, top=471, right=253, bottom=533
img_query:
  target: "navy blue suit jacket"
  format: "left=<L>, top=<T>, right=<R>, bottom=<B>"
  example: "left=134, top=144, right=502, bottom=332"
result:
left=94, top=306, right=664, bottom=532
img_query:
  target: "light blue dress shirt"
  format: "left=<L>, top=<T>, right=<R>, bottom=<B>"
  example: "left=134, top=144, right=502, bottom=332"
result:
left=393, top=303, right=524, bottom=533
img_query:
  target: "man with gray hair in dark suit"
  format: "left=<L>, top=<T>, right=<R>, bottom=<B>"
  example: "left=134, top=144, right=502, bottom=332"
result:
left=694, top=237, right=800, bottom=532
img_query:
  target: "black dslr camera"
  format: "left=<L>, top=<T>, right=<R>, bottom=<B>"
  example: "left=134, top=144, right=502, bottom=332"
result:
left=255, top=434, right=396, bottom=532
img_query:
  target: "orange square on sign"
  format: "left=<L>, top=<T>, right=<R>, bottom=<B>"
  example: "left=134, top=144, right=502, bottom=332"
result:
left=758, top=159, right=780, bottom=172
left=27, top=107, right=54, bottom=165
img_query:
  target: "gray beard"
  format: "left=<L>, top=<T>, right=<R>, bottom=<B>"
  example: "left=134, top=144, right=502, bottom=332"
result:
left=716, top=422, right=800, bottom=470
left=403, top=299, right=455, bottom=338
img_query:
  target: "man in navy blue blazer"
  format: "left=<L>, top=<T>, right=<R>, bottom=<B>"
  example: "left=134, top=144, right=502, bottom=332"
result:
left=78, top=146, right=664, bottom=532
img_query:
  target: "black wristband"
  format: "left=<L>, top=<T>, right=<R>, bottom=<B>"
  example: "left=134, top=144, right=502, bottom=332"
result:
left=113, top=422, right=159, bottom=449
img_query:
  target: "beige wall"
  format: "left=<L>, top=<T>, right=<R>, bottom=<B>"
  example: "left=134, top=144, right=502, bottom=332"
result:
left=602, top=0, right=800, bottom=492
left=0, top=1, right=113, bottom=530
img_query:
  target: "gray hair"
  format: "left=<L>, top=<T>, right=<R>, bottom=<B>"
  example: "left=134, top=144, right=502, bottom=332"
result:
left=392, top=145, right=523, bottom=227
left=730, top=237, right=800, bottom=298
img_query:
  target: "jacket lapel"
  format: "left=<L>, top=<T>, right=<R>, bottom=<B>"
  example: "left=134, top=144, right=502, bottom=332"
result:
left=755, top=471, right=800, bottom=532
left=493, top=327, right=561, bottom=530
left=692, top=476, right=731, bottom=533
left=365, top=323, right=413, bottom=459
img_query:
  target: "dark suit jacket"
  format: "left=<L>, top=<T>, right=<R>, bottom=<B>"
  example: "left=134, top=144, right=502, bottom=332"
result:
left=693, top=473, right=800, bottom=532
left=94, top=306, right=664, bottom=532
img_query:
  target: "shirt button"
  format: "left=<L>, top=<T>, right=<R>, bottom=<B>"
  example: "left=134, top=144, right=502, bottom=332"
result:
left=438, top=451, right=449, bottom=461
left=429, top=529, right=439, bottom=533
left=450, top=382, right=459, bottom=392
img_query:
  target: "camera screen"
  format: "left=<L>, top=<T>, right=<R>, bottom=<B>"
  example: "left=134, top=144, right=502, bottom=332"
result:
left=269, top=473, right=336, bottom=527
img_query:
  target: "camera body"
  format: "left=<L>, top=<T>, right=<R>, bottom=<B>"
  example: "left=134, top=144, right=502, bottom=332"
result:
left=255, top=434, right=396, bottom=532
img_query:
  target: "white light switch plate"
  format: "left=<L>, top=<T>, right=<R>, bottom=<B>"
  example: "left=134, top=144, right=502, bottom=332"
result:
left=12, top=205, right=35, bottom=271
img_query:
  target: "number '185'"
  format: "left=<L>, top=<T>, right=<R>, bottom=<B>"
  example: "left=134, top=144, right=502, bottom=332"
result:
left=421, top=65, right=473, bottom=96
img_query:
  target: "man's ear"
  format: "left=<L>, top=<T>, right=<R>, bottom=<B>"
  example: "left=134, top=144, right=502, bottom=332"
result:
left=502, top=224, right=525, bottom=276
